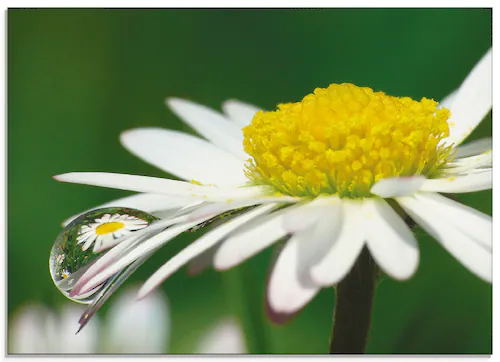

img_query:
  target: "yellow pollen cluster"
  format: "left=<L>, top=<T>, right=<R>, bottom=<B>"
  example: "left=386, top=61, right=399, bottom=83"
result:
left=243, top=83, right=452, bottom=198
left=95, top=222, right=125, bottom=235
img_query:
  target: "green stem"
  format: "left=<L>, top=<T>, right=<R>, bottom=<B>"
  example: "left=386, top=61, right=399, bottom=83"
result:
left=223, top=263, right=270, bottom=354
left=329, top=246, right=378, bottom=354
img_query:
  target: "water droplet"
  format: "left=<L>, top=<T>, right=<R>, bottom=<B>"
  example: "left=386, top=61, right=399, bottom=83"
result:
left=49, top=207, right=159, bottom=304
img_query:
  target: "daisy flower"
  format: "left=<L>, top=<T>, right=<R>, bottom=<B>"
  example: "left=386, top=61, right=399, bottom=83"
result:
left=54, top=49, right=492, bottom=322
left=76, top=213, right=149, bottom=252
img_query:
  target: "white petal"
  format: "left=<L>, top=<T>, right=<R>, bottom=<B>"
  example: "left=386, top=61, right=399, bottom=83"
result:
left=62, top=193, right=193, bottom=227
left=267, top=235, right=320, bottom=314
left=281, top=196, right=340, bottom=233
left=213, top=210, right=288, bottom=270
left=454, top=137, right=492, bottom=158
left=310, top=201, right=366, bottom=286
left=93, top=234, right=123, bottom=253
left=54, top=172, right=267, bottom=202
left=69, top=227, right=150, bottom=297
left=70, top=217, right=191, bottom=297
left=364, top=199, right=419, bottom=280
left=371, top=176, right=426, bottom=198
left=99, top=214, right=111, bottom=223
left=441, top=49, right=492, bottom=147
left=154, top=200, right=205, bottom=220
left=76, top=232, right=92, bottom=243
left=409, top=193, right=491, bottom=250
left=222, top=99, right=262, bottom=128
left=109, top=213, right=121, bottom=221
left=82, top=234, right=97, bottom=252
left=138, top=204, right=277, bottom=299
left=78, top=220, right=203, bottom=295
left=187, top=245, right=218, bottom=275
left=126, top=223, right=148, bottom=231
left=311, top=201, right=365, bottom=286
left=187, top=195, right=297, bottom=221
left=268, top=203, right=342, bottom=313
left=104, top=286, right=170, bottom=353
left=438, top=89, right=458, bottom=109
left=166, top=98, right=247, bottom=160
left=396, top=195, right=491, bottom=282
left=214, top=200, right=330, bottom=270
left=445, top=150, right=492, bottom=175
left=457, top=167, right=492, bottom=176
left=121, top=128, right=246, bottom=187
left=419, top=169, right=492, bottom=193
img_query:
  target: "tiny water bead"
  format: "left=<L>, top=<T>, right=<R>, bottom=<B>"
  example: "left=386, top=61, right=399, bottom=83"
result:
left=243, top=83, right=453, bottom=198
left=49, top=207, right=159, bottom=304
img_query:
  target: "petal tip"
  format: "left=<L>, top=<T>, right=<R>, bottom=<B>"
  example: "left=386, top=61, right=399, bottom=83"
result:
left=165, top=97, right=184, bottom=108
left=53, top=173, right=71, bottom=182
left=136, top=288, right=147, bottom=301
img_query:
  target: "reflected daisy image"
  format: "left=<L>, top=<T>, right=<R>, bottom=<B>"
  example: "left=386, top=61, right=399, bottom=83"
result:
left=53, top=47, right=492, bottom=349
left=77, top=213, right=149, bottom=252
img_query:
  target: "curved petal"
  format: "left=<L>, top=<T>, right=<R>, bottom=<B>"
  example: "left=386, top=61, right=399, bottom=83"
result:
left=121, top=128, right=247, bottom=186
left=137, top=204, right=277, bottom=299
left=187, top=245, right=218, bottom=276
left=364, top=199, right=419, bottom=280
left=78, top=220, right=204, bottom=295
left=445, top=150, right=492, bottom=175
left=410, top=193, right=491, bottom=250
left=222, top=99, right=262, bottom=129
left=266, top=202, right=343, bottom=313
left=213, top=211, right=288, bottom=270
left=396, top=194, right=491, bottom=282
left=371, top=176, right=426, bottom=198
left=54, top=172, right=267, bottom=202
left=69, top=217, right=189, bottom=297
left=281, top=196, right=340, bottom=233
left=266, top=232, right=320, bottom=314
left=454, top=137, right=492, bottom=158
left=310, top=201, right=366, bottom=286
left=419, top=170, right=492, bottom=193
left=166, top=98, right=247, bottom=160
left=441, top=49, right=492, bottom=147
left=213, top=199, right=336, bottom=270
left=62, top=193, right=190, bottom=227
left=187, top=195, right=296, bottom=221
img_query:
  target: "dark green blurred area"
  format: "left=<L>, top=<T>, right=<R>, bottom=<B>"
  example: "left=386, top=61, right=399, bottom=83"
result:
left=8, top=8, right=492, bottom=354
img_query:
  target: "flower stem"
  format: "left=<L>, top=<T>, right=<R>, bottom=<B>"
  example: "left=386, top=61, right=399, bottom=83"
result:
left=329, top=246, right=378, bottom=354
left=223, top=263, right=270, bottom=354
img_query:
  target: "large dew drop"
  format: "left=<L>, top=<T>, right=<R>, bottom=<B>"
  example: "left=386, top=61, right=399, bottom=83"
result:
left=49, top=207, right=159, bottom=304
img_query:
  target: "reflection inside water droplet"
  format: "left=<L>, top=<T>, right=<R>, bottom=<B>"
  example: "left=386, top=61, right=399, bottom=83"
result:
left=49, top=207, right=159, bottom=304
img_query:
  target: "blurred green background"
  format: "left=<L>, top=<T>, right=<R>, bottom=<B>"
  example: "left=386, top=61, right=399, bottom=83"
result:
left=8, top=8, right=492, bottom=354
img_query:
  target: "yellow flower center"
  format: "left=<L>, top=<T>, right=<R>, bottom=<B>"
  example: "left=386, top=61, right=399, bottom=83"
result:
left=95, top=222, right=125, bottom=235
left=243, top=83, right=453, bottom=198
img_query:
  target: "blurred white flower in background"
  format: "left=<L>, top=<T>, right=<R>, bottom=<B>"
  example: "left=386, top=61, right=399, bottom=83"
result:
left=10, top=284, right=246, bottom=354
left=196, top=318, right=247, bottom=354
left=9, top=286, right=169, bottom=354
left=101, top=286, right=170, bottom=353
left=9, top=303, right=100, bottom=353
